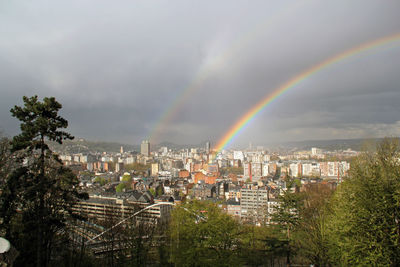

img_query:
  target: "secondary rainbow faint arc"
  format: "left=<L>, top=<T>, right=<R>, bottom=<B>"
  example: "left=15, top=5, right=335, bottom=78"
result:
left=214, top=32, right=400, bottom=152
left=147, top=0, right=311, bottom=143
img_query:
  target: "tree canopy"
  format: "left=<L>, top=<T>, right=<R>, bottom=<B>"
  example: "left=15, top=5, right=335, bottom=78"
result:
left=169, top=200, right=242, bottom=267
left=326, top=138, right=400, bottom=266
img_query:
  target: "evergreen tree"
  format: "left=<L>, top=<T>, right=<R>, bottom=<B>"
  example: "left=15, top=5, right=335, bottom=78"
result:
left=0, top=96, right=88, bottom=266
left=0, top=135, right=18, bottom=239
left=0, top=136, right=13, bottom=184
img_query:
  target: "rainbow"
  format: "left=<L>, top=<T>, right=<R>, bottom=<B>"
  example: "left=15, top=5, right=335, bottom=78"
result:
left=214, top=32, right=400, bottom=152
left=147, top=1, right=310, bottom=143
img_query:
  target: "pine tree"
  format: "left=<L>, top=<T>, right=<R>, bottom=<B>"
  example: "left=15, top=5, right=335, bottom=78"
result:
left=0, top=96, right=88, bottom=266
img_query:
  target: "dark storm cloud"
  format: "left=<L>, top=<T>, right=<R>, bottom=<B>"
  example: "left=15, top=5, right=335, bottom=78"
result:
left=1, top=0, right=400, bottom=146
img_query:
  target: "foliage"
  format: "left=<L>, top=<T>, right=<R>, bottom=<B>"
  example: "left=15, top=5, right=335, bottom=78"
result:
left=119, top=217, right=160, bottom=266
left=168, top=200, right=290, bottom=266
left=94, top=176, right=107, bottom=186
left=49, top=139, right=138, bottom=154
left=116, top=174, right=132, bottom=192
left=116, top=182, right=127, bottom=192
left=273, top=178, right=304, bottom=238
left=124, top=163, right=150, bottom=172
left=155, top=184, right=164, bottom=197
left=121, top=173, right=132, bottom=182
left=149, top=188, right=156, bottom=196
left=220, top=167, right=243, bottom=176
left=80, top=170, right=95, bottom=178
left=270, top=154, right=280, bottom=161
left=272, top=178, right=304, bottom=265
left=326, top=138, right=400, bottom=266
left=239, top=224, right=287, bottom=266
left=0, top=136, right=13, bottom=183
left=169, top=200, right=242, bottom=267
left=0, top=96, right=88, bottom=266
left=88, top=206, right=169, bottom=267
left=292, top=183, right=334, bottom=266
left=0, top=136, right=17, bottom=237
left=274, top=167, right=281, bottom=178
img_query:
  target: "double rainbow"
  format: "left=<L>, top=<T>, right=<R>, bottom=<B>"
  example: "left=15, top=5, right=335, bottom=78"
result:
left=214, top=32, right=400, bottom=152
left=147, top=1, right=310, bottom=143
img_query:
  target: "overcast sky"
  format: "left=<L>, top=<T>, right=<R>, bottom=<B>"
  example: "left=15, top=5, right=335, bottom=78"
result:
left=1, top=0, right=400, bottom=148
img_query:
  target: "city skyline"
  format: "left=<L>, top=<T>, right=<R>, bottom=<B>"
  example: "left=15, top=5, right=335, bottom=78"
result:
left=1, top=1, right=400, bottom=147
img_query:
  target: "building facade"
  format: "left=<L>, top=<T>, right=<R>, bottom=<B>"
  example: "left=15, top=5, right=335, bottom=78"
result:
left=141, top=140, right=150, bottom=156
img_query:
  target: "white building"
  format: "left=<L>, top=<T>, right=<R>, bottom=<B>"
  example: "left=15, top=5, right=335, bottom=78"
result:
left=240, top=188, right=277, bottom=224
left=302, top=162, right=321, bottom=177
left=328, top=162, right=339, bottom=177
left=80, top=155, right=88, bottom=163
left=233, top=151, right=244, bottom=162
left=289, top=163, right=301, bottom=177
left=262, top=164, right=269, bottom=177
left=124, top=156, right=136, bottom=165
left=311, top=147, right=323, bottom=155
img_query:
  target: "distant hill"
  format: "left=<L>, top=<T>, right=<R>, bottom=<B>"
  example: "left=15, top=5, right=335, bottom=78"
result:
left=153, top=141, right=210, bottom=151
left=153, top=141, right=189, bottom=151
left=49, top=139, right=207, bottom=154
left=49, top=139, right=139, bottom=154
left=279, top=137, right=399, bottom=151
left=47, top=137, right=399, bottom=154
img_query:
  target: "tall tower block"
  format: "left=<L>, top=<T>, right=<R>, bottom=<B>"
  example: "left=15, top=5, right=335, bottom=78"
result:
left=141, top=140, right=150, bottom=156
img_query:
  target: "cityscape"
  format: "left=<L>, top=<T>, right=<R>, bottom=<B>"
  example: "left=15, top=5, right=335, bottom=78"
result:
left=62, top=139, right=354, bottom=224
left=1, top=1, right=400, bottom=266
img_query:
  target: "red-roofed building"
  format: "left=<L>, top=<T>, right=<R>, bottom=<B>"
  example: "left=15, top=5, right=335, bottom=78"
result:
left=193, top=172, right=217, bottom=185
left=179, top=170, right=190, bottom=179
left=193, top=172, right=206, bottom=183
left=205, top=176, right=217, bottom=184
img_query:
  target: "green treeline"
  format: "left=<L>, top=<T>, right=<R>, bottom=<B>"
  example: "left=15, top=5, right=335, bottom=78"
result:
left=220, top=166, right=244, bottom=176
left=124, top=163, right=150, bottom=173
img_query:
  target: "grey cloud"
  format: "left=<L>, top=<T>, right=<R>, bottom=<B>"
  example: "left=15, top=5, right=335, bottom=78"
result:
left=1, top=0, right=400, bottom=146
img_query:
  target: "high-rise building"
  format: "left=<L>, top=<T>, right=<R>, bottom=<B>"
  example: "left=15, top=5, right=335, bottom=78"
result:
left=206, top=141, right=210, bottom=154
left=141, top=140, right=150, bottom=156
left=251, top=162, right=263, bottom=181
left=262, top=164, right=269, bottom=177
left=289, top=163, right=302, bottom=177
left=240, top=187, right=271, bottom=222
left=244, top=162, right=263, bottom=181
left=244, top=162, right=251, bottom=180
left=115, top=162, right=123, bottom=172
